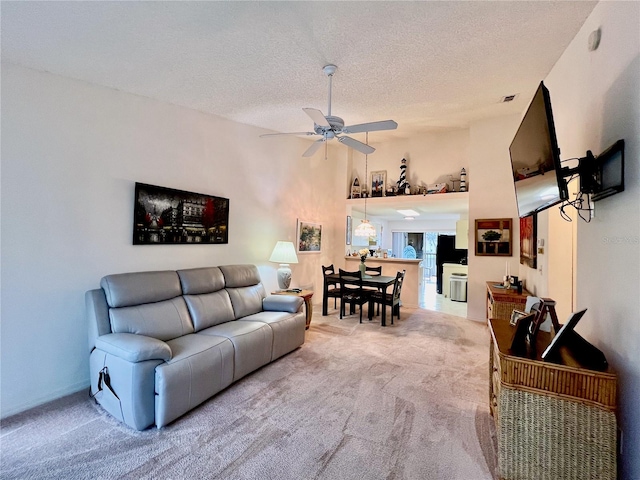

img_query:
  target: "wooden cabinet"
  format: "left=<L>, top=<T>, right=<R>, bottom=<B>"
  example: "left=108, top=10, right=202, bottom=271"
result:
left=489, top=318, right=617, bottom=480
left=486, top=281, right=530, bottom=320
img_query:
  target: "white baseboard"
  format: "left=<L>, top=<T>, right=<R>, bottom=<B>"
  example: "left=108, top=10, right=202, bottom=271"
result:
left=1, top=380, right=90, bottom=419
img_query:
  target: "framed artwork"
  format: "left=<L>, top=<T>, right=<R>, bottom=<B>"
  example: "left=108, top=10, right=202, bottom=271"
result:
left=133, top=182, right=229, bottom=245
left=297, top=220, right=322, bottom=253
left=346, top=216, right=352, bottom=245
left=475, top=218, right=512, bottom=256
left=520, top=214, right=537, bottom=269
left=370, top=170, right=386, bottom=197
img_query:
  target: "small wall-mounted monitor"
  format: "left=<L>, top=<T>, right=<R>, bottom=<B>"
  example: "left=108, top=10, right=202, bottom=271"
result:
left=591, top=139, right=625, bottom=202
left=509, top=82, right=568, bottom=218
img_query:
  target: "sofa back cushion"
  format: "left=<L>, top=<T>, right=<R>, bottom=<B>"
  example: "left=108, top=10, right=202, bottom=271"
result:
left=219, top=265, right=266, bottom=319
left=177, top=267, right=235, bottom=330
left=109, top=297, right=194, bottom=341
left=183, top=291, right=235, bottom=330
left=101, top=271, right=181, bottom=308
left=177, top=267, right=225, bottom=295
left=101, top=271, right=194, bottom=341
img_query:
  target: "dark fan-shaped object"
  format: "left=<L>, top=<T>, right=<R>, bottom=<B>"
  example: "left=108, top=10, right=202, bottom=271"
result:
left=260, top=64, right=398, bottom=157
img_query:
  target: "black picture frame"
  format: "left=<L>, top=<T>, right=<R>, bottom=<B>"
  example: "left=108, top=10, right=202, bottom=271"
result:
left=541, top=309, right=588, bottom=361
left=510, top=312, right=536, bottom=355
left=133, top=182, right=229, bottom=245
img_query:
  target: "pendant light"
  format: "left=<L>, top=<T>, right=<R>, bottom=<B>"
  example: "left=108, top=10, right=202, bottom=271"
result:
left=354, top=132, right=377, bottom=237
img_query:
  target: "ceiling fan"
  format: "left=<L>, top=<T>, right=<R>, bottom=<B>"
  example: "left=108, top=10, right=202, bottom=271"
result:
left=260, top=64, right=398, bottom=157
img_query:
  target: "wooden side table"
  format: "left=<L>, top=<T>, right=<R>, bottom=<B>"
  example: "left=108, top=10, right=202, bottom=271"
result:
left=272, top=290, right=314, bottom=329
left=489, top=317, right=617, bottom=480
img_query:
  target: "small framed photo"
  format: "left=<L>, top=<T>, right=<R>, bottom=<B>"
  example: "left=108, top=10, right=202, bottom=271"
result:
left=510, top=309, right=529, bottom=326
left=475, top=218, right=512, bottom=256
left=370, top=170, right=387, bottom=197
left=510, top=312, right=536, bottom=355
left=297, top=220, right=322, bottom=253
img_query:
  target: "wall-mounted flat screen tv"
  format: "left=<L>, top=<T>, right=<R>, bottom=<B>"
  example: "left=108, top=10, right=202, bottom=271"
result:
left=509, top=82, right=568, bottom=218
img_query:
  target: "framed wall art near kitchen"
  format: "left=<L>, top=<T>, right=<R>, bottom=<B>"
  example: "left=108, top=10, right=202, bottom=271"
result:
left=297, top=220, right=322, bottom=253
left=133, top=182, right=229, bottom=245
left=370, top=170, right=386, bottom=197
left=520, top=214, right=537, bottom=268
left=475, top=218, right=512, bottom=256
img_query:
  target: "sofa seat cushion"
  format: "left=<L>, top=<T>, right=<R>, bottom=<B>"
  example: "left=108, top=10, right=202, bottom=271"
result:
left=155, top=334, right=234, bottom=428
left=240, top=311, right=306, bottom=361
left=109, top=296, right=194, bottom=341
left=198, top=321, right=273, bottom=382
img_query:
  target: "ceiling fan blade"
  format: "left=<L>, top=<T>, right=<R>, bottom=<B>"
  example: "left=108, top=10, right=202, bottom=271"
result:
left=302, top=138, right=326, bottom=157
left=302, top=108, right=330, bottom=127
left=260, top=131, right=316, bottom=138
left=337, top=136, right=375, bottom=155
left=342, top=119, right=398, bottom=134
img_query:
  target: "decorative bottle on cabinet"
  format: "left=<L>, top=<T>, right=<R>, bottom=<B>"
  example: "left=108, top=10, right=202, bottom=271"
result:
left=460, top=168, right=467, bottom=192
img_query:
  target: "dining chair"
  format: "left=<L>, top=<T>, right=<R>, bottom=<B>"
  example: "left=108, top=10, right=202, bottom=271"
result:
left=365, top=265, right=382, bottom=276
left=368, top=270, right=405, bottom=325
left=322, top=264, right=341, bottom=309
left=338, top=269, right=371, bottom=323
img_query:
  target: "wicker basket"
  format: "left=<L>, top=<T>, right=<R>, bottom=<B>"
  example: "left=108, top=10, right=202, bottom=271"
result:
left=498, top=388, right=617, bottom=480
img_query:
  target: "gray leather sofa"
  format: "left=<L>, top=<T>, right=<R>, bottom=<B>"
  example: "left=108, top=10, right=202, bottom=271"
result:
left=86, top=264, right=305, bottom=430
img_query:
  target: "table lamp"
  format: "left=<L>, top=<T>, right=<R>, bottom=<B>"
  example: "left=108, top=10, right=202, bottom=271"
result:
left=269, top=241, right=299, bottom=290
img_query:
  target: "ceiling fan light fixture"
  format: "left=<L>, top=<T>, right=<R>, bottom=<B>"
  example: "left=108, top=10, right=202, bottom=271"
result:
left=260, top=65, right=397, bottom=157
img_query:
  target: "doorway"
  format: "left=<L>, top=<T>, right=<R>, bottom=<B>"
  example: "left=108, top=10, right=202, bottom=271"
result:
left=393, top=231, right=467, bottom=317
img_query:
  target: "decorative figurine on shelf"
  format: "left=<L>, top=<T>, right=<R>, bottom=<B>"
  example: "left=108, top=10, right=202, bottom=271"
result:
left=351, top=177, right=361, bottom=199
left=460, top=168, right=467, bottom=192
left=397, top=158, right=408, bottom=195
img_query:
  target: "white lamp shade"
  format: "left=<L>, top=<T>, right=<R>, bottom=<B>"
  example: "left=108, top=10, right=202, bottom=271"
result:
left=269, top=241, right=299, bottom=264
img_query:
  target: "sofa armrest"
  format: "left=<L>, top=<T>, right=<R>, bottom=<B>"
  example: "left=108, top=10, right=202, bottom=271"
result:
left=263, top=295, right=303, bottom=313
left=95, top=333, right=172, bottom=363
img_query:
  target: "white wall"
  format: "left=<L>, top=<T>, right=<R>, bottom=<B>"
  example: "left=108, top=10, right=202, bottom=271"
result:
left=467, top=114, right=521, bottom=321
left=0, top=64, right=343, bottom=416
left=543, top=2, right=640, bottom=478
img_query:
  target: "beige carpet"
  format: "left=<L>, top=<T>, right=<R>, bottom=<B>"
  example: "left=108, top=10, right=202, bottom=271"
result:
left=1, top=308, right=498, bottom=479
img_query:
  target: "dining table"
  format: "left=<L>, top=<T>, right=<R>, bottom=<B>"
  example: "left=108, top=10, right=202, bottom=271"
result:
left=322, top=273, right=397, bottom=326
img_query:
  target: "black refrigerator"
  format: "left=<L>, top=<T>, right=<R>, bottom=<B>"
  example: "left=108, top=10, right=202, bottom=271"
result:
left=436, top=234, right=468, bottom=294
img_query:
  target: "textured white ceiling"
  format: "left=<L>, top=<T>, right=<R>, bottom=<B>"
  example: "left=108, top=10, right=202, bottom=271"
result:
left=2, top=1, right=597, bottom=144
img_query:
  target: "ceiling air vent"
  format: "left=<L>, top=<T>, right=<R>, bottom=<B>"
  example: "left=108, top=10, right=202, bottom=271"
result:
left=501, top=94, right=518, bottom=103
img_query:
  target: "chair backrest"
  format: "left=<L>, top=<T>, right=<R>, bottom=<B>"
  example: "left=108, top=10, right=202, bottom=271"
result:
left=365, top=265, right=382, bottom=276
left=339, top=269, right=363, bottom=291
left=322, top=264, right=335, bottom=276
left=392, top=270, right=406, bottom=301
left=323, top=264, right=338, bottom=288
